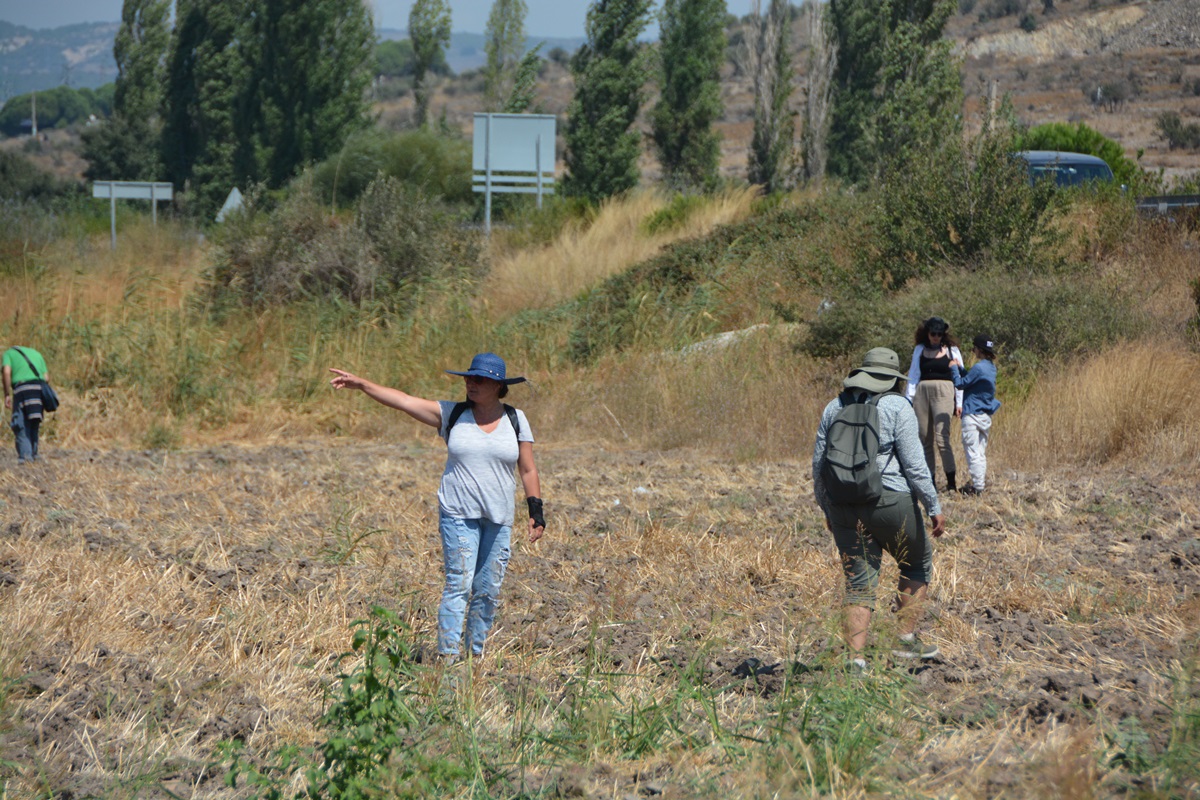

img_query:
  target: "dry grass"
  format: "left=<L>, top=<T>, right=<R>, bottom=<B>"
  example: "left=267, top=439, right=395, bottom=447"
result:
left=481, top=187, right=759, bottom=317
left=999, top=343, right=1200, bottom=467
left=2, top=193, right=1200, bottom=797
left=1, top=436, right=1196, bottom=798
left=2, top=218, right=204, bottom=331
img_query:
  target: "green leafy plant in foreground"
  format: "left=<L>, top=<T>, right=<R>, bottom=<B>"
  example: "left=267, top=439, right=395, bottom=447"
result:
left=223, top=606, right=467, bottom=799
left=1103, top=648, right=1200, bottom=795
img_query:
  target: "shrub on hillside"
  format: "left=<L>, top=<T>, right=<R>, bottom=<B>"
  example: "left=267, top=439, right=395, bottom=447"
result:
left=877, top=112, right=1062, bottom=287
left=1156, top=112, right=1200, bottom=151
left=206, top=176, right=482, bottom=310
left=0, top=150, right=75, bottom=202
left=801, top=266, right=1147, bottom=373
left=977, top=0, right=1023, bottom=21
left=310, top=128, right=473, bottom=209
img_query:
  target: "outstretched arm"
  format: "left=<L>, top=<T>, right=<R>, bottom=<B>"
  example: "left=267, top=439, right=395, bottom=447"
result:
left=328, top=368, right=441, bottom=429
left=2, top=364, right=11, bottom=410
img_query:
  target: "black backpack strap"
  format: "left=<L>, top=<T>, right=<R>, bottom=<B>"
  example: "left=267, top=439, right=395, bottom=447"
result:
left=443, top=401, right=471, bottom=443
left=444, top=401, right=522, bottom=444
left=503, top=403, right=520, bottom=440
left=871, top=391, right=898, bottom=472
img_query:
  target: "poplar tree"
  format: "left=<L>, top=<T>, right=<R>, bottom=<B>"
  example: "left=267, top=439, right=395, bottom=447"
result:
left=161, top=0, right=250, bottom=214
left=248, top=0, right=374, bottom=187
left=745, top=0, right=794, bottom=193
left=826, top=0, right=961, bottom=185
left=799, top=0, right=835, bottom=183
left=161, top=0, right=373, bottom=217
left=82, top=0, right=170, bottom=180
left=410, top=0, right=452, bottom=127
left=503, top=44, right=545, bottom=113
left=651, top=0, right=726, bottom=193
left=563, top=0, right=654, bottom=203
left=483, top=0, right=528, bottom=112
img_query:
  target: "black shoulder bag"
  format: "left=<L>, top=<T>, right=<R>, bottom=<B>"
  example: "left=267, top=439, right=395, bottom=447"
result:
left=11, top=348, right=58, bottom=412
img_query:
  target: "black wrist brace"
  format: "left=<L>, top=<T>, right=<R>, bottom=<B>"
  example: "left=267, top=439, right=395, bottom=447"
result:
left=527, top=496, right=545, bottom=529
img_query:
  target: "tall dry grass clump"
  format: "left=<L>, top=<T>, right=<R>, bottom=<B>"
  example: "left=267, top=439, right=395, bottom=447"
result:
left=2, top=218, right=203, bottom=329
left=534, top=326, right=839, bottom=460
left=1000, top=342, right=1200, bottom=467
left=483, top=187, right=759, bottom=317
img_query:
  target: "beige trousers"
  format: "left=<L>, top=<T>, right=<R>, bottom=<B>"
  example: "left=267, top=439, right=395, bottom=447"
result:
left=913, top=380, right=956, bottom=478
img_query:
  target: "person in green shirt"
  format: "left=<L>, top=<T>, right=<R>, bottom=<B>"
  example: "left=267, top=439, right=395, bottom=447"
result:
left=2, top=345, right=49, bottom=463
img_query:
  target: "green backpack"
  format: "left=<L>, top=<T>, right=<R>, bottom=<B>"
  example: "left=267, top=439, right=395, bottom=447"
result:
left=822, top=391, right=897, bottom=505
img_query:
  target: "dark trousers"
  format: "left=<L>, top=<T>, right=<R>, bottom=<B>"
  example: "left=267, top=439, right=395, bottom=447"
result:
left=11, top=407, right=40, bottom=462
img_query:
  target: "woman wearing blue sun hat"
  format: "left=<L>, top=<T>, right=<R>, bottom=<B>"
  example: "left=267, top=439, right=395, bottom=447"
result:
left=330, top=352, right=544, bottom=662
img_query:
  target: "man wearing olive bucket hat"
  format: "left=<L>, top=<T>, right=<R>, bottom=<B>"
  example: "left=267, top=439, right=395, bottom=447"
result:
left=813, top=348, right=946, bottom=672
left=329, top=352, right=544, bottom=663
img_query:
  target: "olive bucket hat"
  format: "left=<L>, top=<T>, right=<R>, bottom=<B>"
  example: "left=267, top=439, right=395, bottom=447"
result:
left=843, top=347, right=907, bottom=394
left=445, top=352, right=526, bottom=385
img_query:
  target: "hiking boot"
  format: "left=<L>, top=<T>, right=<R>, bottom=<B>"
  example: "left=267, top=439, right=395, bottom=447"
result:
left=892, top=634, right=939, bottom=660
left=945, top=471, right=957, bottom=493
left=959, top=484, right=983, bottom=496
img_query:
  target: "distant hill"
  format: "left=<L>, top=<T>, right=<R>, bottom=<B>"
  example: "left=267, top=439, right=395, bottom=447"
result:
left=376, top=29, right=583, bottom=74
left=0, top=20, right=584, bottom=104
left=0, top=21, right=118, bottom=99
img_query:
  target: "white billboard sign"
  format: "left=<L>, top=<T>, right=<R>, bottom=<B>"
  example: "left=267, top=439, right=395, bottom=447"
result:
left=472, top=113, right=556, bottom=234
left=91, top=181, right=175, bottom=249
left=92, top=181, right=174, bottom=201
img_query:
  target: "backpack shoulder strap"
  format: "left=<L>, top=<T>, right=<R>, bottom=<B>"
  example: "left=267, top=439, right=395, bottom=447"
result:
left=443, top=401, right=471, bottom=443
left=503, top=403, right=520, bottom=439
left=445, top=402, right=522, bottom=443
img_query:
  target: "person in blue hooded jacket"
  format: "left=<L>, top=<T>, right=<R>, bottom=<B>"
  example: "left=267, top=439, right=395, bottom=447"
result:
left=950, top=335, right=1001, bottom=496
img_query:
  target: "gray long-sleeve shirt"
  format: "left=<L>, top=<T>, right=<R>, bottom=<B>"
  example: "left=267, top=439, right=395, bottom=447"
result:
left=812, top=392, right=942, bottom=519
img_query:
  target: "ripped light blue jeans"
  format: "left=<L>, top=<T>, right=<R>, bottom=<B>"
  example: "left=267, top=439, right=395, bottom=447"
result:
left=438, top=512, right=512, bottom=657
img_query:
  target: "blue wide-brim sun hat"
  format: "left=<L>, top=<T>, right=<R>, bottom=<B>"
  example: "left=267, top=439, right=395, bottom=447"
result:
left=445, top=352, right=526, bottom=385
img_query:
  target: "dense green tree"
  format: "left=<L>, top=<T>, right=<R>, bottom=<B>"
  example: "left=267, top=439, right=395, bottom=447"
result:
left=874, top=0, right=961, bottom=177
left=826, top=0, right=961, bottom=185
left=503, top=44, right=545, bottom=113
left=409, top=0, right=452, bottom=127
left=162, top=0, right=374, bottom=217
left=82, top=0, right=170, bottom=181
left=746, top=0, right=794, bottom=193
left=113, top=0, right=170, bottom=120
left=563, top=0, right=654, bottom=202
left=248, top=0, right=374, bottom=187
left=483, top=0, right=528, bottom=111
left=161, top=0, right=252, bottom=215
left=0, top=86, right=113, bottom=136
left=651, top=0, right=726, bottom=192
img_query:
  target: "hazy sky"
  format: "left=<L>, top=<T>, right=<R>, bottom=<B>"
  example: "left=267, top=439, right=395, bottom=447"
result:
left=1, top=0, right=760, bottom=37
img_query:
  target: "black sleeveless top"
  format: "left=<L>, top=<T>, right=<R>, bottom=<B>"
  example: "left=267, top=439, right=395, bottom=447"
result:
left=919, top=349, right=953, bottom=382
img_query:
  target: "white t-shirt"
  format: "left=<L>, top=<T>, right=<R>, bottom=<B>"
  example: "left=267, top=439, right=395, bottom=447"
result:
left=436, top=401, right=534, bottom=525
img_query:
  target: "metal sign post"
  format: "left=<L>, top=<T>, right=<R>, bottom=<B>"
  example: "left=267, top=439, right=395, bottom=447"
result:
left=91, top=181, right=174, bottom=249
left=472, top=113, right=557, bottom=235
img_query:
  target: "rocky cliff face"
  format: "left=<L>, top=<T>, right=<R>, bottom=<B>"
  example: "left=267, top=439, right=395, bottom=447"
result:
left=960, top=0, right=1200, bottom=61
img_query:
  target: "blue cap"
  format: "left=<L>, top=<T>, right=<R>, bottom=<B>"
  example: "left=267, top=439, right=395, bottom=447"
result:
left=445, top=352, right=526, bottom=385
